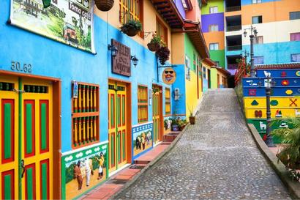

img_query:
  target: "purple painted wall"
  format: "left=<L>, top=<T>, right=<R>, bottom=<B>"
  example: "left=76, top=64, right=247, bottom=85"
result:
left=201, top=13, right=224, bottom=33
left=174, top=0, right=186, bottom=19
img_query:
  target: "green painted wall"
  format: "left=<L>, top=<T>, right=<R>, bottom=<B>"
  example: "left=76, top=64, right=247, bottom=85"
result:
left=209, top=50, right=225, bottom=68
left=210, top=68, right=218, bottom=89
left=184, top=34, right=199, bottom=72
left=201, top=0, right=224, bottom=15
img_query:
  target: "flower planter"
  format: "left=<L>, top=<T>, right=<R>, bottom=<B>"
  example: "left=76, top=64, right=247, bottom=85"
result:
left=171, top=125, right=179, bottom=131
left=189, top=116, right=195, bottom=125
left=147, top=43, right=160, bottom=52
left=124, top=28, right=139, bottom=37
left=156, top=47, right=170, bottom=65
left=95, top=0, right=114, bottom=11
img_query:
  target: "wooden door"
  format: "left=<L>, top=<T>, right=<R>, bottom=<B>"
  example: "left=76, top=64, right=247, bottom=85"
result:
left=152, top=85, right=162, bottom=144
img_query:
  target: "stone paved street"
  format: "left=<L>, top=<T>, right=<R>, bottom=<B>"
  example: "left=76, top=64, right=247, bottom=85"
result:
left=115, top=89, right=291, bottom=199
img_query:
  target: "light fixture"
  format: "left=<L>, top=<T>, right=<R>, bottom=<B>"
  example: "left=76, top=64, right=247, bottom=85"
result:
left=254, top=28, right=258, bottom=37
left=131, top=55, right=139, bottom=67
left=243, top=29, right=247, bottom=38
left=108, top=44, right=118, bottom=57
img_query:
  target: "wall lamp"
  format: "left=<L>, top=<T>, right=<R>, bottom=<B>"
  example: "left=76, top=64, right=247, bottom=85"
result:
left=131, top=55, right=139, bottom=67
left=108, top=44, right=118, bottom=57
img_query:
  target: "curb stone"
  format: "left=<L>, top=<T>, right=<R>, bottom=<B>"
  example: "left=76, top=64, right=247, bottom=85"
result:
left=247, top=124, right=300, bottom=200
left=108, top=123, right=190, bottom=200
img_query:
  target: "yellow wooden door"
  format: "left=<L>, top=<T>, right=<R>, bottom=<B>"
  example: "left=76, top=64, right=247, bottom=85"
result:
left=108, top=82, right=127, bottom=173
left=152, top=85, right=162, bottom=144
left=0, top=75, right=19, bottom=199
left=0, top=76, right=53, bottom=199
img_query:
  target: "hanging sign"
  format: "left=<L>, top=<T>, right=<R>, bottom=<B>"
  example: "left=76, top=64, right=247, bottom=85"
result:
left=10, top=0, right=95, bottom=53
left=162, top=67, right=176, bottom=85
left=111, top=39, right=131, bottom=77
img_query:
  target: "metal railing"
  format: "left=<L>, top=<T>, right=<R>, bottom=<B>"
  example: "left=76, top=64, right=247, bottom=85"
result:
left=225, top=6, right=241, bottom=12
left=226, top=25, right=242, bottom=32
left=227, top=45, right=242, bottom=51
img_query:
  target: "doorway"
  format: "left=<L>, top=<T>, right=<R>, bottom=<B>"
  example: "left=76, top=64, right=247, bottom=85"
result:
left=152, top=84, right=163, bottom=144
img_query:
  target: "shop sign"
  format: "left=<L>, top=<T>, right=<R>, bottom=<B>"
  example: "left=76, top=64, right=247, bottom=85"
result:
left=10, top=0, right=95, bottom=53
left=111, top=39, right=131, bottom=77
left=162, top=67, right=176, bottom=85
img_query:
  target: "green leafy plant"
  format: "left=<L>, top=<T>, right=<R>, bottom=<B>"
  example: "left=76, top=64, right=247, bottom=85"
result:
left=120, top=19, right=142, bottom=36
left=156, top=46, right=170, bottom=65
left=149, top=34, right=161, bottom=45
left=271, top=117, right=300, bottom=169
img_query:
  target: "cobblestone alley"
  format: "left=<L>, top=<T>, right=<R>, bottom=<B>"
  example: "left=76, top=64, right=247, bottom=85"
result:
left=115, top=89, right=291, bottom=199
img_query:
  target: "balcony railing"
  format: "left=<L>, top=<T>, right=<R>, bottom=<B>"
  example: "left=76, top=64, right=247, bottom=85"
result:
left=227, top=45, right=242, bottom=51
left=226, top=25, right=242, bottom=32
left=225, top=6, right=241, bottom=12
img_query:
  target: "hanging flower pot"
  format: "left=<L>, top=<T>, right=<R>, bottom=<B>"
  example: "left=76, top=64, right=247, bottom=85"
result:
left=120, top=20, right=142, bottom=37
left=147, top=34, right=161, bottom=52
left=95, top=0, right=114, bottom=11
left=156, top=46, right=170, bottom=65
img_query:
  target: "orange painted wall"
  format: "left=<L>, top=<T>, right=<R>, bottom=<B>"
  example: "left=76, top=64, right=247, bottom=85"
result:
left=241, top=0, right=300, bottom=25
left=186, top=0, right=201, bottom=22
left=203, top=32, right=225, bottom=50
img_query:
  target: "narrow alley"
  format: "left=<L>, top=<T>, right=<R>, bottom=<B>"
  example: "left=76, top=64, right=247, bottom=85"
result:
left=115, top=89, right=291, bottom=199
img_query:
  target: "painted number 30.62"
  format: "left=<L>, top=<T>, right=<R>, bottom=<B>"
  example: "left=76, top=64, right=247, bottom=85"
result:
left=11, top=61, right=32, bottom=73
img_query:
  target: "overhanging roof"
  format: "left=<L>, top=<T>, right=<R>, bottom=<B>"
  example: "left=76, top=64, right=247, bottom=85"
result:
left=183, top=20, right=209, bottom=59
left=255, top=63, right=300, bottom=69
left=149, top=0, right=185, bottom=29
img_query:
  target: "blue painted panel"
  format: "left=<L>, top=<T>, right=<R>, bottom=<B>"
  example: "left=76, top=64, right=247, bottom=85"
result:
left=241, top=0, right=281, bottom=6
left=243, top=87, right=300, bottom=97
left=172, top=65, right=186, bottom=115
left=243, top=77, right=300, bottom=87
left=242, top=42, right=300, bottom=65
left=203, top=78, right=209, bottom=92
left=256, top=69, right=300, bottom=78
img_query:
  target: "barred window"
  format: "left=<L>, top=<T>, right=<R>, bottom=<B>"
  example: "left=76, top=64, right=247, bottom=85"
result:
left=72, top=82, right=99, bottom=148
left=119, top=0, right=142, bottom=24
left=156, top=17, right=168, bottom=45
left=138, top=85, right=148, bottom=123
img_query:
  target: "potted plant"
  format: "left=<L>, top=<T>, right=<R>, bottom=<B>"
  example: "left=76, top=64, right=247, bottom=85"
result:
left=171, top=118, right=179, bottom=131
left=147, top=34, right=161, bottom=52
left=178, top=119, right=187, bottom=131
left=120, top=19, right=142, bottom=37
left=271, top=118, right=300, bottom=170
left=189, top=113, right=196, bottom=125
left=155, top=45, right=170, bottom=65
left=95, top=0, right=114, bottom=11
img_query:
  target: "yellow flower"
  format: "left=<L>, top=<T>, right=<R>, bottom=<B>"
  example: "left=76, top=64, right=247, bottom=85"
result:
left=286, top=90, right=293, bottom=95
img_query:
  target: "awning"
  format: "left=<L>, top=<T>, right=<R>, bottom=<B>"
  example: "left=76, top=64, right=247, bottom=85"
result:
left=255, top=63, right=300, bottom=69
left=149, top=0, right=185, bottom=29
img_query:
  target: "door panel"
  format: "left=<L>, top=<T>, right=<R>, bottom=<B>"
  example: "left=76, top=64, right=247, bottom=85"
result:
left=0, top=76, right=19, bottom=199
left=152, top=85, right=162, bottom=144
left=108, top=82, right=127, bottom=173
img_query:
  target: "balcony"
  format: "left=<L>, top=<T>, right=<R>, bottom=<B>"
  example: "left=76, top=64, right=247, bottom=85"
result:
left=225, top=6, right=241, bottom=12
left=227, top=45, right=242, bottom=51
left=227, top=25, right=242, bottom=32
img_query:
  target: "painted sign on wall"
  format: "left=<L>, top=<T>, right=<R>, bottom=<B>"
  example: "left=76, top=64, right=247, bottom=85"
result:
left=10, top=0, right=95, bottom=52
left=132, top=122, right=153, bottom=158
left=61, top=143, right=108, bottom=199
left=111, top=39, right=131, bottom=76
left=162, top=67, right=176, bottom=85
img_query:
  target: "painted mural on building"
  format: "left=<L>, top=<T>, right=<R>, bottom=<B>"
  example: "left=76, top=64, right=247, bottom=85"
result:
left=10, top=0, right=94, bottom=52
left=132, top=123, right=153, bottom=158
left=61, top=143, right=108, bottom=199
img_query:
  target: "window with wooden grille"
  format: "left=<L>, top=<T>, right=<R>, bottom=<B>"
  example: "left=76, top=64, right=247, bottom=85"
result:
left=165, top=88, right=171, bottom=115
left=138, top=85, right=148, bottom=123
left=72, top=82, right=99, bottom=148
left=119, top=0, right=142, bottom=24
left=156, top=17, right=168, bottom=45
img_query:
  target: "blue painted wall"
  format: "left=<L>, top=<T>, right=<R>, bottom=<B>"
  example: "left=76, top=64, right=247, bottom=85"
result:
left=241, top=0, right=281, bottom=6
left=171, top=64, right=186, bottom=116
left=201, top=13, right=225, bottom=33
left=0, top=0, right=170, bottom=153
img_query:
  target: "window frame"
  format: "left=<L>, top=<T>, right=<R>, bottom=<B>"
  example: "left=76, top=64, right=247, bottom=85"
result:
left=252, top=16, right=262, bottom=24
left=137, top=85, right=148, bottom=124
left=71, top=82, right=100, bottom=149
left=291, top=53, right=300, bottom=62
left=290, top=32, right=300, bottom=41
left=156, top=16, right=168, bottom=46
left=290, top=11, right=300, bottom=20
left=209, top=6, right=218, bottom=14
left=209, top=24, right=219, bottom=32
left=209, top=43, right=219, bottom=50
left=254, top=36, right=264, bottom=44
left=165, top=88, right=171, bottom=115
left=252, top=0, right=262, bottom=4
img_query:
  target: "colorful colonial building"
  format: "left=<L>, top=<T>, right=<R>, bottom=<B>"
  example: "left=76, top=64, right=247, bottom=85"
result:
left=0, top=0, right=226, bottom=199
left=201, top=0, right=300, bottom=75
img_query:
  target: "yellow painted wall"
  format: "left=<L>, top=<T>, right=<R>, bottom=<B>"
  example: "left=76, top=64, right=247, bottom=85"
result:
left=245, top=108, right=300, bottom=119
left=185, top=70, right=201, bottom=119
left=94, top=1, right=172, bottom=54
left=244, top=97, right=300, bottom=109
left=171, top=33, right=185, bottom=65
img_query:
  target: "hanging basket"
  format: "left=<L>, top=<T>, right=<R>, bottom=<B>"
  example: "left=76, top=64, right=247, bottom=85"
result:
left=123, top=28, right=139, bottom=37
left=95, top=0, right=114, bottom=12
left=147, top=43, right=160, bottom=52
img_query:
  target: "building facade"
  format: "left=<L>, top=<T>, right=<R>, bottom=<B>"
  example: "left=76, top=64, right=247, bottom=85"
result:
left=0, top=0, right=227, bottom=199
left=201, top=0, right=300, bottom=75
